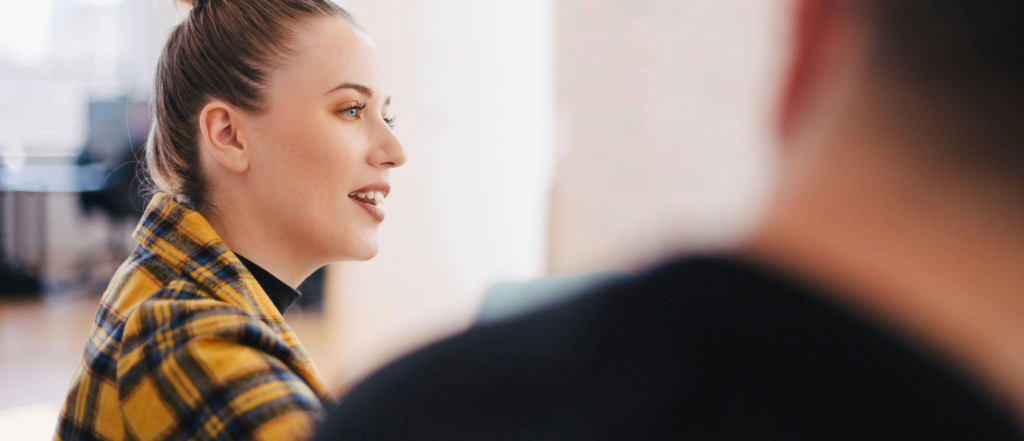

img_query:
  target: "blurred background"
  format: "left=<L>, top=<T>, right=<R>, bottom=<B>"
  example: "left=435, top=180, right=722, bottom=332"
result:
left=0, top=0, right=780, bottom=437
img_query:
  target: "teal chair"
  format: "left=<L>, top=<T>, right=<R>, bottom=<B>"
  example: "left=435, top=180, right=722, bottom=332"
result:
left=477, top=272, right=632, bottom=324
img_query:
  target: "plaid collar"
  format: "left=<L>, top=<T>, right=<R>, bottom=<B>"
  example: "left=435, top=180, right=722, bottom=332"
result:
left=131, top=194, right=327, bottom=396
left=133, top=194, right=285, bottom=320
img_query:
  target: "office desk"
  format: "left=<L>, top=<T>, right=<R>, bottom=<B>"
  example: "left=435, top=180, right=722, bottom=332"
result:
left=0, top=164, right=107, bottom=295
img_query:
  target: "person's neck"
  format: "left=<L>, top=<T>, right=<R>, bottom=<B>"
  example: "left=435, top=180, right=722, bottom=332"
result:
left=200, top=195, right=315, bottom=289
left=743, top=123, right=1024, bottom=413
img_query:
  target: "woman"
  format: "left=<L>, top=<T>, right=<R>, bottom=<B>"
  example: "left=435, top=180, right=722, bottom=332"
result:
left=56, top=0, right=405, bottom=438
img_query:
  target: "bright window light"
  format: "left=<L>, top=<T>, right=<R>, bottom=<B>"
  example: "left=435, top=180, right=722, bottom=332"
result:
left=0, top=0, right=54, bottom=67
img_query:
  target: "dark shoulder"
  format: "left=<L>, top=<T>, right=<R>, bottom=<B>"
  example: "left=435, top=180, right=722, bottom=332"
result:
left=317, top=256, right=1021, bottom=440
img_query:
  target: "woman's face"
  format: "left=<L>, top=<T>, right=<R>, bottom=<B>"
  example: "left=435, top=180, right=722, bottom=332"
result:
left=243, top=17, right=405, bottom=263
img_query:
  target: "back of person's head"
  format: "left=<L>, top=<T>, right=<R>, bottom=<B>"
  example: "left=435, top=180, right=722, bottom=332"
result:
left=858, top=0, right=1024, bottom=174
left=147, top=0, right=352, bottom=211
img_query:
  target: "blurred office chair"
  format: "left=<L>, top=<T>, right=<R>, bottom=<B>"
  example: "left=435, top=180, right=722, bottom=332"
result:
left=76, top=137, right=149, bottom=221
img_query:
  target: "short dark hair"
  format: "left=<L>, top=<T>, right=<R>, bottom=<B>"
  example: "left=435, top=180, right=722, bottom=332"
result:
left=861, top=0, right=1024, bottom=170
left=866, top=0, right=1024, bottom=84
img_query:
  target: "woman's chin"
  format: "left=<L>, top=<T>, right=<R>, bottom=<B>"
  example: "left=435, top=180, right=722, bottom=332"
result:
left=318, top=230, right=379, bottom=262
left=352, top=248, right=379, bottom=261
left=342, top=240, right=379, bottom=261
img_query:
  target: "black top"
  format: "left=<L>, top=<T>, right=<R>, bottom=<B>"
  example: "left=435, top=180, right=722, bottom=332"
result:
left=315, top=256, right=1022, bottom=440
left=236, top=254, right=300, bottom=314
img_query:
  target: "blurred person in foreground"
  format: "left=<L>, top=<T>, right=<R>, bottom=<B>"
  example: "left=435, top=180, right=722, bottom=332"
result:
left=56, top=0, right=405, bottom=439
left=317, top=0, right=1024, bottom=439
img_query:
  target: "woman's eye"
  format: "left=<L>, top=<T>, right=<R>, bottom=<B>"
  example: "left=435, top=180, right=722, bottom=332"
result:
left=384, top=115, right=397, bottom=129
left=338, top=105, right=365, bottom=119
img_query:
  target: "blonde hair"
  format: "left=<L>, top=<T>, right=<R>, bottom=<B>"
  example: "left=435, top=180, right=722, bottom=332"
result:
left=146, top=0, right=352, bottom=210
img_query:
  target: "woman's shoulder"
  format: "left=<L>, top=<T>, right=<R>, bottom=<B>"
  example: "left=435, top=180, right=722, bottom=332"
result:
left=92, top=277, right=324, bottom=440
left=120, top=293, right=284, bottom=357
left=104, top=251, right=304, bottom=363
left=98, top=249, right=218, bottom=322
left=101, top=253, right=269, bottom=341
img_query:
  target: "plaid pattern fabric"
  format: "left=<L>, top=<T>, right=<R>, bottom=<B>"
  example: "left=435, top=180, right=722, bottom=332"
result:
left=56, top=194, right=330, bottom=440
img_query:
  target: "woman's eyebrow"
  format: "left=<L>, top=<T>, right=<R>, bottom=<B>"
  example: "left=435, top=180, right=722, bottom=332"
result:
left=325, top=82, right=373, bottom=97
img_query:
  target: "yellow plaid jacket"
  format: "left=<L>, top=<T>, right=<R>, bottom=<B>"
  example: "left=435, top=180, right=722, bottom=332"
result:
left=56, top=194, right=329, bottom=440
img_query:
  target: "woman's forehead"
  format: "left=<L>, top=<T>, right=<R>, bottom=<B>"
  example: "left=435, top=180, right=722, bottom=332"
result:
left=276, top=17, right=384, bottom=98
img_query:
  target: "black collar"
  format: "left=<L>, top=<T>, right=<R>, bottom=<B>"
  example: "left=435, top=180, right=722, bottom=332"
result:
left=235, top=254, right=301, bottom=314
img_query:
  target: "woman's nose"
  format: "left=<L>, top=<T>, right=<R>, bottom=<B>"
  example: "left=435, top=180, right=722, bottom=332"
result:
left=370, top=124, right=407, bottom=168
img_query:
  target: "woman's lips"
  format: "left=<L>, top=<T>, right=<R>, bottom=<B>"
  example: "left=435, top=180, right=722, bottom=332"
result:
left=351, top=197, right=385, bottom=222
left=349, top=181, right=390, bottom=223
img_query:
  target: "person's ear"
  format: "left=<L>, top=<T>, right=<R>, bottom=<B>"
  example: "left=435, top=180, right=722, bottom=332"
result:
left=198, top=101, right=249, bottom=174
left=777, top=0, right=845, bottom=145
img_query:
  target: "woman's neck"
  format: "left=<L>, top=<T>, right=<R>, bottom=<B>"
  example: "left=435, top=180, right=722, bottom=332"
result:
left=201, top=200, right=315, bottom=289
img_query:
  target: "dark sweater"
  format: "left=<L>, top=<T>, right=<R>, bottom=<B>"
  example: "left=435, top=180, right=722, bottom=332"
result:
left=315, top=256, right=1022, bottom=440
left=236, top=254, right=300, bottom=314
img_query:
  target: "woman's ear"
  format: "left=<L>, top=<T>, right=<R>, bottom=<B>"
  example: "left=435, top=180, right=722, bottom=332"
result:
left=198, top=101, right=250, bottom=174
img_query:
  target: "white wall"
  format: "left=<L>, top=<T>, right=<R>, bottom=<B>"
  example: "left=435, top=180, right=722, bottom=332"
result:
left=549, top=0, right=782, bottom=274
left=325, top=0, right=554, bottom=389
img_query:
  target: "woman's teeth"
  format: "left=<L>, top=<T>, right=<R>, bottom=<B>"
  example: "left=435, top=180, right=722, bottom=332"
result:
left=349, top=191, right=385, bottom=206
